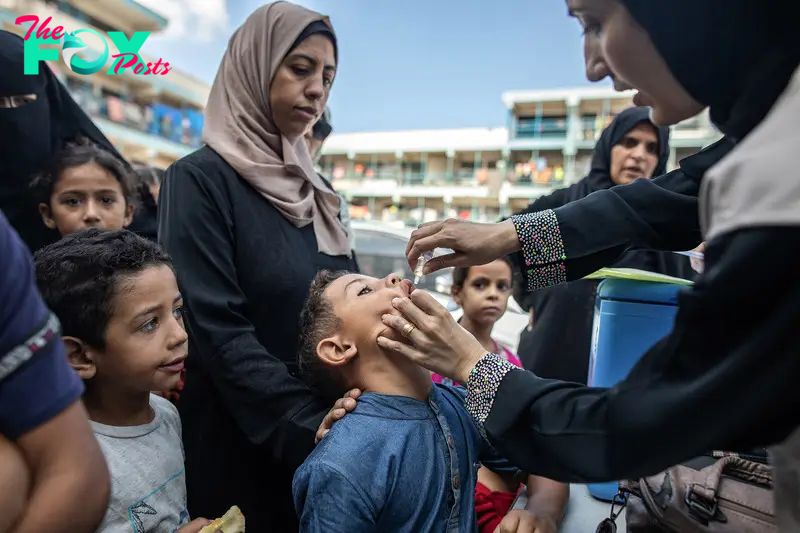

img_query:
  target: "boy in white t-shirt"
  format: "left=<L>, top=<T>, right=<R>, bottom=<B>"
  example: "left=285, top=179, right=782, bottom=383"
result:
left=34, top=229, right=214, bottom=533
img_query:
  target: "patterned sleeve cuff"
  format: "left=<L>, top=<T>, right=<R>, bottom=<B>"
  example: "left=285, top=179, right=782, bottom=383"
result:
left=510, top=210, right=567, bottom=291
left=465, top=353, right=517, bottom=439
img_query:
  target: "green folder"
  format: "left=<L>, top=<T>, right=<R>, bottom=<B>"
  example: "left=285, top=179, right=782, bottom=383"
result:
left=583, top=267, right=694, bottom=286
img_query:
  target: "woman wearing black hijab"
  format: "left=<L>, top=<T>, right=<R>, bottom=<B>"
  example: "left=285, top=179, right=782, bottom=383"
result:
left=515, top=107, right=669, bottom=214
left=0, top=30, right=126, bottom=252
left=511, top=107, right=694, bottom=382
left=361, top=0, right=800, bottom=526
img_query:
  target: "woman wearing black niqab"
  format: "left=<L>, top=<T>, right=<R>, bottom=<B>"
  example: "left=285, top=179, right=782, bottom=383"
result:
left=0, top=30, right=124, bottom=252
left=510, top=107, right=695, bottom=382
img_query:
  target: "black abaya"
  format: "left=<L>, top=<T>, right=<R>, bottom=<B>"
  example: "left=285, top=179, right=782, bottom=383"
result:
left=509, top=108, right=694, bottom=381
left=466, top=0, right=800, bottom=484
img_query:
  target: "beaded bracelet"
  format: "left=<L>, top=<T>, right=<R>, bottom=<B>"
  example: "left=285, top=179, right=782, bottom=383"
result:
left=510, top=210, right=567, bottom=290
left=464, top=352, right=516, bottom=438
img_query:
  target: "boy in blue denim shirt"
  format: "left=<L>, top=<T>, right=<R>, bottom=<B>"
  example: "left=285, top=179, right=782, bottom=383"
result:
left=292, top=271, right=563, bottom=533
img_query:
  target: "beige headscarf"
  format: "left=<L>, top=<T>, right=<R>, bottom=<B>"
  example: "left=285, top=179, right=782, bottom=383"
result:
left=202, top=1, right=351, bottom=257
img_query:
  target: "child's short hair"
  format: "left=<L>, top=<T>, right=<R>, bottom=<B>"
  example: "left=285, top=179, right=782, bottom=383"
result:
left=30, top=138, right=136, bottom=206
left=451, top=257, right=514, bottom=292
left=33, top=228, right=172, bottom=349
left=297, top=270, right=350, bottom=401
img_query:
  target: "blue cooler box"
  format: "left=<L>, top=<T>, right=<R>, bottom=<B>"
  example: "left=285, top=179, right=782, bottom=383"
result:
left=586, top=278, right=686, bottom=501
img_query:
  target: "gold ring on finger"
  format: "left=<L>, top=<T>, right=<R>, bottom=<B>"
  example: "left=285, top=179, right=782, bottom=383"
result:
left=402, top=323, right=416, bottom=338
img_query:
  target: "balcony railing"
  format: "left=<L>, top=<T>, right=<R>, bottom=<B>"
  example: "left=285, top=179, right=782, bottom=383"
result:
left=67, top=86, right=204, bottom=148
left=514, top=116, right=569, bottom=139
left=514, top=113, right=716, bottom=144
left=328, top=169, right=563, bottom=189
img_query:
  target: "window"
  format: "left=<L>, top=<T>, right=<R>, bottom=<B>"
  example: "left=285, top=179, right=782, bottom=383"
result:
left=515, top=115, right=568, bottom=138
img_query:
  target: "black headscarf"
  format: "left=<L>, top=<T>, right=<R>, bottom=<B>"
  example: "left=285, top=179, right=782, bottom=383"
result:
left=127, top=166, right=164, bottom=243
left=0, top=30, right=125, bottom=252
left=516, top=106, right=669, bottom=214
left=513, top=108, right=693, bottom=381
left=564, top=106, right=669, bottom=202
left=620, top=0, right=799, bottom=140
left=511, top=106, right=678, bottom=307
left=292, top=20, right=338, bottom=62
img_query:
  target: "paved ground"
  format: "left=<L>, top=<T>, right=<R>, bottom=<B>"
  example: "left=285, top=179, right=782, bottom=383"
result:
left=513, top=484, right=627, bottom=532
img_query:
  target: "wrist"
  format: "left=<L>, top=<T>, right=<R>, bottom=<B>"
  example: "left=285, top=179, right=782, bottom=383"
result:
left=522, top=506, right=559, bottom=526
left=456, top=345, right=488, bottom=385
left=499, top=218, right=522, bottom=254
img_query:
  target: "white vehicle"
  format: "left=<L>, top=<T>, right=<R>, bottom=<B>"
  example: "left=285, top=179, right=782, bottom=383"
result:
left=351, top=221, right=527, bottom=352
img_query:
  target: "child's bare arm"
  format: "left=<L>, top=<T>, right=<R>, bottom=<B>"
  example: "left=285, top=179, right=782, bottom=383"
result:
left=12, top=401, right=110, bottom=533
left=522, top=475, right=568, bottom=529
left=492, top=475, right=567, bottom=533
left=0, top=435, right=30, bottom=533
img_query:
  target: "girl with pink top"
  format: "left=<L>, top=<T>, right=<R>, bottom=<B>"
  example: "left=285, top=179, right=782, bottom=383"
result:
left=431, top=258, right=522, bottom=386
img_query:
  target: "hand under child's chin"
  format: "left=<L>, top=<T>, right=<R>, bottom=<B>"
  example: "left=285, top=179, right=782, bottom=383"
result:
left=376, top=325, right=411, bottom=347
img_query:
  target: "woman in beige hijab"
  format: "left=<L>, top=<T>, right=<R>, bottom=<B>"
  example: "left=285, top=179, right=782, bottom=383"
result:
left=157, top=3, right=357, bottom=530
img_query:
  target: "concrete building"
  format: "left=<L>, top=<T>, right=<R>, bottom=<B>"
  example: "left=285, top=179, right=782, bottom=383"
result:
left=1, top=0, right=209, bottom=168
left=1, top=2, right=720, bottom=217
left=320, top=86, right=721, bottom=224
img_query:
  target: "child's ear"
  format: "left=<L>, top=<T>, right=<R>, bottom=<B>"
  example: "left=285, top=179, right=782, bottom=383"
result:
left=63, top=336, right=97, bottom=380
left=316, top=335, right=358, bottom=367
left=122, top=202, right=135, bottom=228
left=38, top=203, right=57, bottom=230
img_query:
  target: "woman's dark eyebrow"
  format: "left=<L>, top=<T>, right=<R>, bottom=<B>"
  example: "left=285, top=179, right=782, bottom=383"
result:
left=288, top=52, right=316, bottom=65
left=288, top=53, right=337, bottom=73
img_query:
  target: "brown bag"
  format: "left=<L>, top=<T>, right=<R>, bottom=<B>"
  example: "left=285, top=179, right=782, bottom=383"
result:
left=608, top=455, right=776, bottom=532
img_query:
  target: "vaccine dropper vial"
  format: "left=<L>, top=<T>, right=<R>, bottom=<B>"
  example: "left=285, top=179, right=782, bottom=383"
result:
left=413, top=250, right=434, bottom=284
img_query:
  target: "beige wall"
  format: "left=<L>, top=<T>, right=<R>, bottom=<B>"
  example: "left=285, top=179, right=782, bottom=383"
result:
left=427, top=155, right=447, bottom=174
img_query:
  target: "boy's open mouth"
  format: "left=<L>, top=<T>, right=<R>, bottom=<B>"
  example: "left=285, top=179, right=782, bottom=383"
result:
left=399, top=279, right=414, bottom=297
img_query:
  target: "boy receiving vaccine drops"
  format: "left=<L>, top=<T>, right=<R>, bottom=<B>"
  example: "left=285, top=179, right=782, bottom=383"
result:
left=292, top=270, right=564, bottom=532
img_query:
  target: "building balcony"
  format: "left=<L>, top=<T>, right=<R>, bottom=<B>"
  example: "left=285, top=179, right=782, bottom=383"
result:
left=508, top=116, right=569, bottom=150
left=68, top=0, right=168, bottom=33
left=330, top=169, right=505, bottom=187
left=513, top=116, right=568, bottom=139
left=66, top=85, right=203, bottom=159
left=328, top=168, right=561, bottom=199
left=1, top=0, right=209, bottom=108
left=0, top=0, right=166, bottom=35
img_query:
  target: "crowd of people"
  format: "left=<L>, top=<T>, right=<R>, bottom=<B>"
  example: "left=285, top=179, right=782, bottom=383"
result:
left=0, top=0, right=798, bottom=532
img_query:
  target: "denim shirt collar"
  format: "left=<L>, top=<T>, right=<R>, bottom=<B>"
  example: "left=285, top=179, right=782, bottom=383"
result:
left=354, top=385, right=443, bottom=420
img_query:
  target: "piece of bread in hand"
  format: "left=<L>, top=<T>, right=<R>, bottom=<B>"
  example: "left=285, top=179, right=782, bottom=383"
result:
left=199, top=506, right=245, bottom=533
